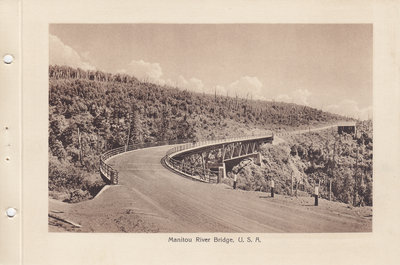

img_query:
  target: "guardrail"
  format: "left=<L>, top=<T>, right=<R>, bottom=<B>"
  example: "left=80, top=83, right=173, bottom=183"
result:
left=99, top=139, right=189, bottom=184
left=99, top=133, right=274, bottom=185
left=100, top=146, right=127, bottom=184
left=163, top=133, right=274, bottom=183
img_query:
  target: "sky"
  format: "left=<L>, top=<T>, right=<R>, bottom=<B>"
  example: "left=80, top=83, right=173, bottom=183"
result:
left=49, top=24, right=372, bottom=120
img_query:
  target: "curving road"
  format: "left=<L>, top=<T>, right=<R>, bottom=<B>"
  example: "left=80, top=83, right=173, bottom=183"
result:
left=49, top=124, right=372, bottom=232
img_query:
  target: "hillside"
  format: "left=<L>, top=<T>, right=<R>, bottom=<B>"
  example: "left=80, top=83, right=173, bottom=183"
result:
left=48, top=65, right=351, bottom=202
left=230, top=120, right=373, bottom=206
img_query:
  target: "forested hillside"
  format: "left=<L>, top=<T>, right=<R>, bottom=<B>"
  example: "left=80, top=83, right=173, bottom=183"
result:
left=49, top=65, right=350, bottom=202
left=231, top=120, right=373, bottom=206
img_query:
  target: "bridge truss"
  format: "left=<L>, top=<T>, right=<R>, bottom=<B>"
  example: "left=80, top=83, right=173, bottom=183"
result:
left=164, top=135, right=274, bottom=183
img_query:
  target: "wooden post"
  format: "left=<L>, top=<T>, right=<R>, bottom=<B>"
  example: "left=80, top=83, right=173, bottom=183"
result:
left=270, top=179, right=275, bottom=197
left=291, top=171, right=294, bottom=196
left=110, top=171, right=114, bottom=185
left=329, top=179, right=332, bottom=201
left=218, top=166, right=224, bottom=183
left=314, top=184, right=319, bottom=206
left=201, top=153, right=207, bottom=180
left=255, top=152, right=262, bottom=165
left=114, top=172, right=118, bottom=185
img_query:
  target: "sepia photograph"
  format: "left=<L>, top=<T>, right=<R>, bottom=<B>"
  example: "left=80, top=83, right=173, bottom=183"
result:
left=48, top=24, right=372, bottom=233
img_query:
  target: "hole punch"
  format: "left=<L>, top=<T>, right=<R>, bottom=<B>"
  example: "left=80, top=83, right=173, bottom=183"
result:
left=5, top=157, right=10, bottom=162
left=3, top=54, right=14, bottom=64
left=6, top=208, right=17, bottom=218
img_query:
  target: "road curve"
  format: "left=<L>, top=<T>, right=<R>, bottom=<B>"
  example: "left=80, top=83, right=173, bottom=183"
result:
left=49, top=124, right=371, bottom=232
left=101, top=143, right=371, bottom=233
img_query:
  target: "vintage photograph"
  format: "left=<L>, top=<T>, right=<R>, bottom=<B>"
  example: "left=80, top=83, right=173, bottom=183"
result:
left=48, top=24, right=372, bottom=233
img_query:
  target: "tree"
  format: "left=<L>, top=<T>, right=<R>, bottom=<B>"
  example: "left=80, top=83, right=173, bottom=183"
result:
left=129, top=108, right=143, bottom=145
left=158, top=105, right=171, bottom=141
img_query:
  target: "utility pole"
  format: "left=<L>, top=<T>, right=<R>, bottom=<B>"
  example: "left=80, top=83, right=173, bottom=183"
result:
left=361, top=137, right=365, bottom=205
left=330, top=141, right=336, bottom=201
left=125, top=112, right=131, bottom=152
left=291, top=171, right=294, bottom=196
left=235, top=93, right=238, bottom=111
left=96, top=129, right=99, bottom=153
left=78, top=127, right=82, bottom=165
left=353, top=142, right=359, bottom=206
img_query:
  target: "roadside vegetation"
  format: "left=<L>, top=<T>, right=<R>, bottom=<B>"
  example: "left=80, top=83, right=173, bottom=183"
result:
left=231, top=120, right=373, bottom=206
left=49, top=65, right=353, bottom=203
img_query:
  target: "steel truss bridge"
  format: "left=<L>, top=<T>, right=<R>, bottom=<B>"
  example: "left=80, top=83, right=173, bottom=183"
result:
left=164, top=134, right=274, bottom=183
left=100, top=134, right=274, bottom=185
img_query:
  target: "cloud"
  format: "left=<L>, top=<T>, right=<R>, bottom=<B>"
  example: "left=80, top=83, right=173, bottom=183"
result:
left=49, top=34, right=95, bottom=70
left=80, top=51, right=91, bottom=61
left=275, top=94, right=291, bottom=103
left=292, top=89, right=311, bottom=105
left=163, top=78, right=176, bottom=87
left=275, top=89, right=312, bottom=106
left=175, top=76, right=205, bottom=92
left=187, top=78, right=204, bottom=92
left=122, top=59, right=163, bottom=82
left=325, top=99, right=372, bottom=120
left=275, top=92, right=372, bottom=120
left=163, top=75, right=264, bottom=98
left=116, top=69, right=127, bottom=74
left=118, top=59, right=206, bottom=91
left=227, top=76, right=265, bottom=100
left=117, top=61, right=267, bottom=99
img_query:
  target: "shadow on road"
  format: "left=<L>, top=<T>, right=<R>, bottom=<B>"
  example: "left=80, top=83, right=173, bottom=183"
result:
left=259, top=196, right=274, bottom=199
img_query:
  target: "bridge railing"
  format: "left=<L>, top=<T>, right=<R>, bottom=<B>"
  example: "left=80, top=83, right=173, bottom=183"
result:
left=100, top=132, right=274, bottom=185
left=165, top=133, right=274, bottom=156
left=163, top=133, right=274, bottom=183
left=99, top=139, right=190, bottom=184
